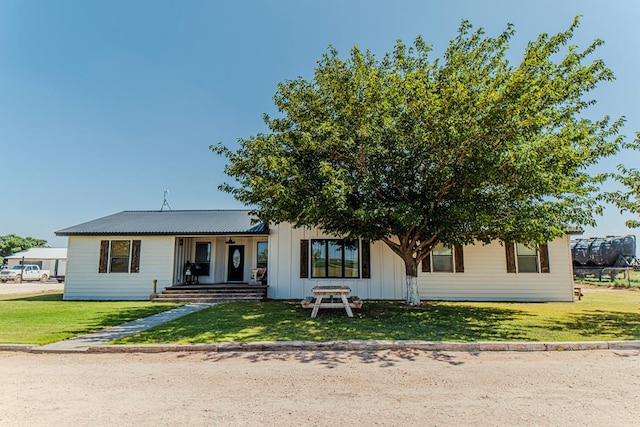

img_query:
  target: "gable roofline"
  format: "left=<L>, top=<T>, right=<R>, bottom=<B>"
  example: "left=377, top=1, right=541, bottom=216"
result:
left=55, top=210, right=269, bottom=236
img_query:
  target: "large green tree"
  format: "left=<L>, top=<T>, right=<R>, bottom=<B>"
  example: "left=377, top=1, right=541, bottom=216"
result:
left=214, top=18, right=632, bottom=305
left=605, top=164, right=640, bottom=228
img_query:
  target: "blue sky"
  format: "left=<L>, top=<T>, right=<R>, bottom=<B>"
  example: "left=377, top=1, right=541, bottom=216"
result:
left=1, top=0, right=638, bottom=247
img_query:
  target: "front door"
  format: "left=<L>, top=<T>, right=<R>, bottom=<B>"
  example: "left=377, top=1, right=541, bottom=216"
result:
left=227, top=245, right=245, bottom=282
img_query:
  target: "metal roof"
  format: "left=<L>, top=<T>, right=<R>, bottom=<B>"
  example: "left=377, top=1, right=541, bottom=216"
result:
left=55, top=210, right=269, bottom=236
left=5, top=247, right=67, bottom=260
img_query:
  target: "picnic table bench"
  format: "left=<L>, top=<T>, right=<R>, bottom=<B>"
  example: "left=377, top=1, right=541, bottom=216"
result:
left=301, top=285, right=363, bottom=318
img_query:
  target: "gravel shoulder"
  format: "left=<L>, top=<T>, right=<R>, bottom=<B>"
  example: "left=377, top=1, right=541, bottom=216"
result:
left=0, top=281, right=64, bottom=295
left=1, top=349, right=638, bottom=426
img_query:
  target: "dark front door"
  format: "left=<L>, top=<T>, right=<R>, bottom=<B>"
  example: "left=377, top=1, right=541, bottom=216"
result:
left=227, top=245, right=245, bottom=282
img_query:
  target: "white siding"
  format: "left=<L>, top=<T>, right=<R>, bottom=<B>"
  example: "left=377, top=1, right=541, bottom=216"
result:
left=267, top=223, right=574, bottom=302
left=417, top=237, right=574, bottom=302
left=64, top=236, right=174, bottom=300
left=63, top=227, right=575, bottom=302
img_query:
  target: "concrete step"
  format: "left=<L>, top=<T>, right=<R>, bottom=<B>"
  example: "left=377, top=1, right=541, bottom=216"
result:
left=153, top=283, right=268, bottom=303
left=153, top=293, right=264, bottom=299
left=151, top=296, right=263, bottom=303
left=162, top=289, right=267, bottom=295
left=164, top=285, right=267, bottom=291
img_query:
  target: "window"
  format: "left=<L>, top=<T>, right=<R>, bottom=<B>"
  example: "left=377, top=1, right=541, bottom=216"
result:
left=311, top=239, right=359, bottom=278
left=109, top=240, right=131, bottom=273
left=432, top=243, right=454, bottom=272
left=195, top=242, right=211, bottom=276
left=256, top=242, right=268, bottom=269
left=422, top=244, right=464, bottom=273
left=516, top=243, right=538, bottom=273
left=99, top=239, right=141, bottom=273
left=505, top=242, right=550, bottom=274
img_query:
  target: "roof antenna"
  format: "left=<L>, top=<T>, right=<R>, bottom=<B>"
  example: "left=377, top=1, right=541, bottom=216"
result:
left=160, top=190, right=172, bottom=211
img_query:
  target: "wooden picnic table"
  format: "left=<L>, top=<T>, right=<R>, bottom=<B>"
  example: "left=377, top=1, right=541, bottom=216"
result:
left=308, top=285, right=354, bottom=318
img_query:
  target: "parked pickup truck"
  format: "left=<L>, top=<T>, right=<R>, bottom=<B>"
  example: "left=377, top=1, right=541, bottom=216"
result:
left=0, top=265, right=50, bottom=283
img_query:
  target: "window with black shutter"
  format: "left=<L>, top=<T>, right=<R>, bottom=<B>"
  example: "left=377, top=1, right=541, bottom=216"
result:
left=422, top=244, right=464, bottom=273
left=98, top=239, right=140, bottom=273
left=506, top=242, right=549, bottom=273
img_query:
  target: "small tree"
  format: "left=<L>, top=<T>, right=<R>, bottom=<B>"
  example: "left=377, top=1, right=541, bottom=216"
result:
left=0, top=234, right=48, bottom=262
left=214, top=18, right=630, bottom=305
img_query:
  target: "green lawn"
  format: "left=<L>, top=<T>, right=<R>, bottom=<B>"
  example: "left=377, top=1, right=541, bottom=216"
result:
left=116, top=289, right=640, bottom=344
left=0, top=292, right=182, bottom=345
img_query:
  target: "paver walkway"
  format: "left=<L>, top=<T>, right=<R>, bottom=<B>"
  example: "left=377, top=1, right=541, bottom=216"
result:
left=37, top=303, right=212, bottom=352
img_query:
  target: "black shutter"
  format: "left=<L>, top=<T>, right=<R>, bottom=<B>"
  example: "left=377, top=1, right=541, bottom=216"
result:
left=99, top=240, right=109, bottom=273
left=505, top=242, right=516, bottom=273
left=361, top=240, right=371, bottom=278
left=538, top=243, right=550, bottom=273
left=421, top=253, right=431, bottom=272
left=454, top=245, right=465, bottom=273
left=300, top=240, right=309, bottom=278
left=131, top=240, right=141, bottom=273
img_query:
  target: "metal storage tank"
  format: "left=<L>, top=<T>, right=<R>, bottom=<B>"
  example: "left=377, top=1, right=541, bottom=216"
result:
left=571, top=235, right=637, bottom=267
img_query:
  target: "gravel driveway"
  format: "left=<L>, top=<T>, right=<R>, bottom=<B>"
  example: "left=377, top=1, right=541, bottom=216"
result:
left=0, top=349, right=638, bottom=426
left=0, top=281, right=64, bottom=295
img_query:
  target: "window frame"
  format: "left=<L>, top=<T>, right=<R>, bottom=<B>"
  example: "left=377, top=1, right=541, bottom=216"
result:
left=431, top=243, right=454, bottom=273
left=504, top=242, right=551, bottom=274
left=310, top=239, right=360, bottom=279
left=109, top=240, right=132, bottom=273
left=515, top=243, right=539, bottom=273
left=256, top=241, right=268, bottom=269
left=423, top=244, right=464, bottom=274
left=99, top=239, right=141, bottom=274
left=194, top=241, right=212, bottom=276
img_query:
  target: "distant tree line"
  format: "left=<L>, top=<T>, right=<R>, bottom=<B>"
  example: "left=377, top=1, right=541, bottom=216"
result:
left=0, top=234, right=48, bottom=264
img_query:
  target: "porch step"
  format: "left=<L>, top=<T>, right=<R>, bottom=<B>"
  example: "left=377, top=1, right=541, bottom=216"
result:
left=152, top=296, right=264, bottom=303
left=151, top=284, right=267, bottom=303
left=162, top=288, right=265, bottom=294
left=153, top=293, right=264, bottom=300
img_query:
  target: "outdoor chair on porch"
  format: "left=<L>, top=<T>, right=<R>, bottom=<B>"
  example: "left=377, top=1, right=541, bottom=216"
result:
left=251, top=267, right=267, bottom=285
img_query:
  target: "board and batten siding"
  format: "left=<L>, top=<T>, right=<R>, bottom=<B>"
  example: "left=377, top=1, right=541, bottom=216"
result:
left=268, top=223, right=405, bottom=300
left=64, top=235, right=174, bottom=300
left=268, top=223, right=575, bottom=302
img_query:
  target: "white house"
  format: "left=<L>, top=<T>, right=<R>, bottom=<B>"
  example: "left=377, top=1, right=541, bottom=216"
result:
left=55, top=210, right=577, bottom=302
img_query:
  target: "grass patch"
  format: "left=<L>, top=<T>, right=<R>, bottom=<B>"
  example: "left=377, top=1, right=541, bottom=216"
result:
left=116, top=289, right=640, bottom=344
left=575, top=270, right=640, bottom=288
left=0, top=292, right=182, bottom=345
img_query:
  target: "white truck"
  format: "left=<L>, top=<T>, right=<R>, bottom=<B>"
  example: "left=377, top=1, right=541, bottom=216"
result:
left=0, top=265, right=50, bottom=283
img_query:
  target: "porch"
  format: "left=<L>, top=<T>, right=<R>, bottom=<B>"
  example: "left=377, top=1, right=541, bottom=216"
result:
left=172, top=235, right=268, bottom=287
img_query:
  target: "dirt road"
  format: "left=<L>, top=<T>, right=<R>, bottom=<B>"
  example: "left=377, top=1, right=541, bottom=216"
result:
left=1, top=349, right=638, bottom=426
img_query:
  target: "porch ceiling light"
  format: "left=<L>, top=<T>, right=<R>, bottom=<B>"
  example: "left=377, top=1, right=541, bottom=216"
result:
left=226, top=238, right=235, bottom=244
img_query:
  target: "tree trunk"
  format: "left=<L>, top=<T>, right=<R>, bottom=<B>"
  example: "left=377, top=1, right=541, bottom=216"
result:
left=404, top=258, right=420, bottom=306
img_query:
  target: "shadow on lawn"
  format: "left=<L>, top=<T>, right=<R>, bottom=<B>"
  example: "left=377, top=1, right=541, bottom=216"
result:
left=2, top=293, right=63, bottom=302
left=126, top=301, right=532, bottom=346
left=549, top=310, right=640, bottom=340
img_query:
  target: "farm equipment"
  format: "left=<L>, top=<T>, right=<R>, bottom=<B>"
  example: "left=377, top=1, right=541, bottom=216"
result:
left=571, top=235, right=639, bottom=282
